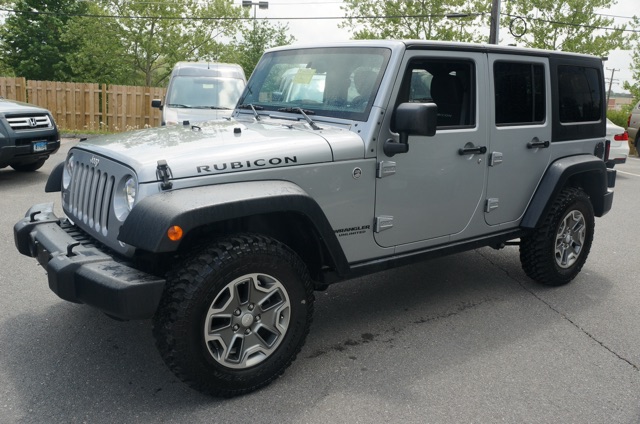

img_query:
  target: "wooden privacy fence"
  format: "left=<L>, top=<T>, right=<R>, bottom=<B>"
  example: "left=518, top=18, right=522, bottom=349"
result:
left=0, top=77, right=167, bottom=133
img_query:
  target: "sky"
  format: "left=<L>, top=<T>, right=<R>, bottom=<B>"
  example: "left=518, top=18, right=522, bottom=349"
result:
left=243, top=0, right=638, bottom=94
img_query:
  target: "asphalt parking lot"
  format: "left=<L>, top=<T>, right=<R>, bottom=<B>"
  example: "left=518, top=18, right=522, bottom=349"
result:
left=1, top=140, right=639, bottom=423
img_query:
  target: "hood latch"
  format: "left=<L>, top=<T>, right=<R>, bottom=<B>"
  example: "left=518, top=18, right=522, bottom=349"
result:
left=156, top=160, right=173, bottom=190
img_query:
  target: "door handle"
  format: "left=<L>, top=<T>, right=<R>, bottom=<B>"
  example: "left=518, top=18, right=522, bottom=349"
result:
left=527, top=138, right=550, bottom=149
left=458, top=146, right=487, bottom=155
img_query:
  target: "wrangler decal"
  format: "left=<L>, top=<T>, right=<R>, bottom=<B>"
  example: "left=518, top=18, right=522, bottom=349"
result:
left=334, top=225, right=371, bottom=237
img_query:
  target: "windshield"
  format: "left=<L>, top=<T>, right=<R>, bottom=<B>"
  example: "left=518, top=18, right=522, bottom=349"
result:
left=167, top=76, right=245, bottom=109
left=238, top=47, right=392, bottom=121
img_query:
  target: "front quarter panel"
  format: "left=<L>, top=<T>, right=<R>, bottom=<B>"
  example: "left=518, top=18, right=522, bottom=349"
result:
left=118, top=180, right=348, bottom=271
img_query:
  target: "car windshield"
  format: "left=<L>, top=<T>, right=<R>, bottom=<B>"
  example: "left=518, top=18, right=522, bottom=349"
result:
left=238, top=47, right=392, bottom=121
left=167, top=76, right=245, bottom=109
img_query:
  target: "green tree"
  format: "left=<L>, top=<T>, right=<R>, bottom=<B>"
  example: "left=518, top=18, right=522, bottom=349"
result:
left=622, top=17, right=640, bottom=104
left=0, top=0, right=89, bottom=80
left=504, top=0, right=627, bottom=56
left=220, top=19, right=295, bottom=77
left=98, top=0, right=245, bottom=86
left=60, top=4, right=136, bottom=85
left=340, top=0, right=490, bottom=42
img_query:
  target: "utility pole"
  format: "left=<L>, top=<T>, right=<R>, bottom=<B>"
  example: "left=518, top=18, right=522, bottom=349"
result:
left=606, top=67, right=619, bottom=109
left=489, top=0, right=501, bottom=44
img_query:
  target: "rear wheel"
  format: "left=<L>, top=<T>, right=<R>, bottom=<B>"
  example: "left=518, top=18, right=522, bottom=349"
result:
left=153, top=234, right=314, bottom=397
left=520, top=187, right=594, bottom=286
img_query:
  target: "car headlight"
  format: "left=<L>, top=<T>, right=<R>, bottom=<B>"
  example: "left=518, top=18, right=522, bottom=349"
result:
left=124, top=177, right=137, bottom=210
left=62, top=154, right=75, bottom=189
left=114, top=175, right=138, bottom=221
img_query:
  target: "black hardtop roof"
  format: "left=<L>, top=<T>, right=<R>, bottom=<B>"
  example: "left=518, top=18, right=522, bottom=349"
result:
left=268, top=40, right=603, bottom=63
left=403, top=40, right=602, bottom=61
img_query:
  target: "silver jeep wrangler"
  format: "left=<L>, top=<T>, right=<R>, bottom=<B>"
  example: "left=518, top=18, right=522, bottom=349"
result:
left=14, top=40, right=616, bottom=397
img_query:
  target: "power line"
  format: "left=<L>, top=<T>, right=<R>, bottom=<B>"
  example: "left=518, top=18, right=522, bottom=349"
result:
left=0, top=6, right=638, bottom=33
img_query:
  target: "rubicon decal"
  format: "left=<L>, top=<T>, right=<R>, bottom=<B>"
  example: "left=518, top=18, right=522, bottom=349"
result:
left=197, top=156, right=298, bottom=173
left=334, top=225, right=371, bottom=237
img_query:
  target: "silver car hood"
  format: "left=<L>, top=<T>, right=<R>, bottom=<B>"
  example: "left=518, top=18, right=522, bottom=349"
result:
left=73, top=117, right=364, bottom=182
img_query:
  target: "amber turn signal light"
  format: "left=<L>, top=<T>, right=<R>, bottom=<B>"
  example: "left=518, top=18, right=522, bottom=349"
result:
left=167, top=225, right=183, bottom=241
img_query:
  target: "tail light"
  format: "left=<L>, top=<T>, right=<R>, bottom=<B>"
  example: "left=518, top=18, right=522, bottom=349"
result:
left=604, top=139, right=610, bottom=162
left=614, top=131, right=628, bottom=141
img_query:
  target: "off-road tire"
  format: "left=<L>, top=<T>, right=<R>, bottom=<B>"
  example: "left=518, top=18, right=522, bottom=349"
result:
left=11, top=159, right=46, bottom=172
left=153, top=233, right=314, bottom=397
left=520, top=187, right=594, bottom=286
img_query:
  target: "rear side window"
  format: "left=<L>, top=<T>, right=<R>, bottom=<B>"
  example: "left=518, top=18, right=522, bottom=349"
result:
left=494, top=62, right=545, bottom=125
left=558, top=65, right=602, bottom=123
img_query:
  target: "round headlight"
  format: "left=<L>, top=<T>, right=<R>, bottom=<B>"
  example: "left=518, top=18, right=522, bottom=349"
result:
left=62, top=154, right=75, bottom=189
left=124, top=177, right=137, bottom=211
left=114, top=174, right=138, bottom=221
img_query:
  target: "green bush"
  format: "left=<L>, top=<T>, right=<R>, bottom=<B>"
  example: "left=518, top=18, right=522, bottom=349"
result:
left=607, top=109, right=631, bottom=128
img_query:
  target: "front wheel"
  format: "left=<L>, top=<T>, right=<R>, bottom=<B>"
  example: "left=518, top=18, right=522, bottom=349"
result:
left=153, top=234, right=314, bottom=397
left=520, top=187, right=594, bottom=286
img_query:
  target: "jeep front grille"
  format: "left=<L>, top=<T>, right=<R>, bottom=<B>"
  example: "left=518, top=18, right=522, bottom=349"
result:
left=6, top=115, right=53, bottom=131
left=68, top=160, right=115, bottom=235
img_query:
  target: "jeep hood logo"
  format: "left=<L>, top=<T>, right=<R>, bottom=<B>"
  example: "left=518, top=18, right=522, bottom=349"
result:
left=90, top=156, right=100, bottom=167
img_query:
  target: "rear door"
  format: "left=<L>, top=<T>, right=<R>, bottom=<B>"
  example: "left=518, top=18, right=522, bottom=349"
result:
left=484, top=55, right=552, bottom=226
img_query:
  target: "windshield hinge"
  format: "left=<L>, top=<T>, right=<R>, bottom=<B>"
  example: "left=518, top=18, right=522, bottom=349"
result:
left=156, top=160, right=173, bottom=190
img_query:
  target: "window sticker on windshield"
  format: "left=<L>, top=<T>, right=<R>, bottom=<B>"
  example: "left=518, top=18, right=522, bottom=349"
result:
left=293, top=68, right=316, bottom=84
left=202, top=84, right=214, bottom=89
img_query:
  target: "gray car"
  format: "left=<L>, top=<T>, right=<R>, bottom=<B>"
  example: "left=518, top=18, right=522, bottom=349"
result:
left=152, top=62, right=246, bottom=125
left=15, top=41, right=616, bottom=397
left=0, top=98, right=59, bottom=171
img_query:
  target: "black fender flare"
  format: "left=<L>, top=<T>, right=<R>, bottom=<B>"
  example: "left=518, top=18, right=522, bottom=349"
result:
left=119, top=180, right=349, bottom=274
left=45, top=161, right=64, bottom=192
left=521, top=155, right=610, bottom=229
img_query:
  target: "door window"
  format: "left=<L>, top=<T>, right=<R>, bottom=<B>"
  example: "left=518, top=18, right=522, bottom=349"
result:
left=494, top=62, right=545, bottom=126
left=397, top=59, right=475, bottom=129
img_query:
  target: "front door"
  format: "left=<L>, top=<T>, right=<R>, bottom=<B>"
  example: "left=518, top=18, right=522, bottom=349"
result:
left=374, top=52, right=488, bottom=248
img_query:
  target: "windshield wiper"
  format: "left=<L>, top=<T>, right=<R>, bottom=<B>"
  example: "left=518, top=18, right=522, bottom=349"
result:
left=192, top=106, right=231, bottom=110
left=238, top=103, right=264, bottom=120
left=277, top=107, right=321, bottom=130
left=166, top=104, right=190, bottom=108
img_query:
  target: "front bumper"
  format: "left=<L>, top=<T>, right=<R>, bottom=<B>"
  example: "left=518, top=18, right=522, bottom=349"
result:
left=14, top=203, right=165, bottom=320
left=0, top=140, right=60, bottom=168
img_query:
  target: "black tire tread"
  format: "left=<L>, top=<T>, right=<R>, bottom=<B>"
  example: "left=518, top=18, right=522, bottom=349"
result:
left=520, top=187, right=594, bottom=286
left=153, top=233, right=314, bottom=397
left=11, top=159, right=46, bottom=172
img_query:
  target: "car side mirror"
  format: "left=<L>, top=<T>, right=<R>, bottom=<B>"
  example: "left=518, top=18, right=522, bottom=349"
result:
left=151, top=99, right=162, bottom=109
left=384, top=102, right=437, bottom=157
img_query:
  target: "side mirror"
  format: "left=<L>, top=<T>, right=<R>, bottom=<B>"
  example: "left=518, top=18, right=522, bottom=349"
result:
left=384, top=102, right=437, bottom=156
left=151, top=99, right=162, bottom=109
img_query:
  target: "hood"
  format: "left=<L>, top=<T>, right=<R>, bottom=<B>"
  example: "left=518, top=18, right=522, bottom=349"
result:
left=163, top=106, right=232, bottom=124
left=73, top=117, right=364, bottom=182
left=0, top=98, right=50, bottom=115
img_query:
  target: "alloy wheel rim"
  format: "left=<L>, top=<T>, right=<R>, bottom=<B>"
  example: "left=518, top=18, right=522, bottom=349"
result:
left=204, top=273, right=291, bottom=369
left=554, top=210, right=586, bottom=269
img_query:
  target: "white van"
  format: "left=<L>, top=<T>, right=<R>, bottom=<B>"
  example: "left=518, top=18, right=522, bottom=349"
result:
left=152, top=62, right=246, bottom=125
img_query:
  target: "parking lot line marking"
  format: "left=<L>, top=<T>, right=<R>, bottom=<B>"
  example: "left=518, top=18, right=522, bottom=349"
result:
left=618, top=170, right=640, bottom=178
